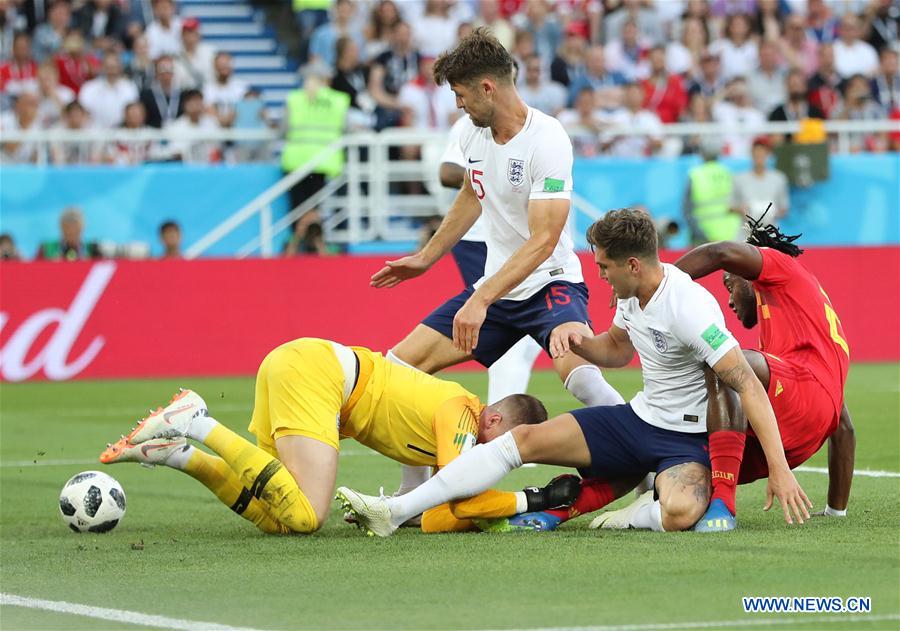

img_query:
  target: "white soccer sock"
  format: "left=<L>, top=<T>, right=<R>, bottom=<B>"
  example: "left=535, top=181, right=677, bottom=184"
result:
left=564, top=364, right=625, bottom=407
left=164, top=443, right=195, bottom=470
left=514, top=491, right=528, bottom=513
left=397, top=465, right=432, bottom=495
left=386, top=431, right=523, bottom=527
left=187, top=414, right=217, bottom=442
left=487, top=337, right=543, bottom=403
left=630, top=499, right=665, bottom=532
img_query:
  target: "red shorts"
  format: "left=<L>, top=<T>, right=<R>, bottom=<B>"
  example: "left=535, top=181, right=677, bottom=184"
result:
left=739, top=353, right=841, bottom=484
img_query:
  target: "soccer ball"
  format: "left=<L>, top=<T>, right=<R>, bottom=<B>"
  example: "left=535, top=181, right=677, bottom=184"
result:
left=59, top=471, right=126, bottom=533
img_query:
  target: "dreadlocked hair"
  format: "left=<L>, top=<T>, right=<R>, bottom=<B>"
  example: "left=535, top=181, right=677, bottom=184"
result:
left=745, top=211, right=804, bottom=257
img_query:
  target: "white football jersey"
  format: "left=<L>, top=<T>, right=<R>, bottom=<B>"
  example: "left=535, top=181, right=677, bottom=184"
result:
left=441, top=116, right=486, bottom=243
left=456, top=107, right=583, bottom=301
left=614, top=264, right=739, bottom=433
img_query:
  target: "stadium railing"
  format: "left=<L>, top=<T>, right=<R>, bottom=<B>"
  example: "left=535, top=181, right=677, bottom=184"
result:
left=7, top=118, right=897, bottom=158
left=1, top=127, right=281, bottom=166
left=6, top=119, right=897, bottom=257
left=181, top=127, right=612, bottom=258
left=183, top=120, right=899, bottom=257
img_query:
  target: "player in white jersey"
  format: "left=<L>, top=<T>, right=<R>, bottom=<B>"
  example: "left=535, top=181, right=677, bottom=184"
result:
left=371, top=28, right=624, bottom=412
left=392, top=116, right=543, bottom=501
left=441, top=115, right=543, bottom=404
left=338, top=209, right=811, bottom=536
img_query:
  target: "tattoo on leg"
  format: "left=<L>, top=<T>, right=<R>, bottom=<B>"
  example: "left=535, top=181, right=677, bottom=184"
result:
left=664, top=464, right=711, bottom=504
left=693, top=476, right=711, bottom=504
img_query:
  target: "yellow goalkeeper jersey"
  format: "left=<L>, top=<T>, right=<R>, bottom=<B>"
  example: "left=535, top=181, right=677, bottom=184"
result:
left=246, top=338, right=518, bottom=532
left=341, top=347, right=483, bottom=467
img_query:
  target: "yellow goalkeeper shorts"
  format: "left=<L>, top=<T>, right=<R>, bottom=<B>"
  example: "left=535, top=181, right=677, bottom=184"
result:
left=248, top=338, right=357, bottom=455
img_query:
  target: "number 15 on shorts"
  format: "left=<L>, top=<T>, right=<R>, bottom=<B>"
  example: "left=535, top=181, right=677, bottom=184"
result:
left=545, top=286, right=571, bottom=310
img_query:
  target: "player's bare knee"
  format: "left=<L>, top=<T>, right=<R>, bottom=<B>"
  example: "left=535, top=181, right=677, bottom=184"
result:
left=660, top=479, right=709, bottom=530
left=657, top=463, right=709, bottom=530
left=660, top=492, right=706, bottom=531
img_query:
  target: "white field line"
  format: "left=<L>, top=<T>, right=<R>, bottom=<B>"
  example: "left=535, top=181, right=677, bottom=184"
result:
left=795, top=466, right=900, bottom=478
left=0, top=593, right=266, bottom=631
left=491, top=613, right=900, bottom=631
left=4, top=593, right=895, bottom=631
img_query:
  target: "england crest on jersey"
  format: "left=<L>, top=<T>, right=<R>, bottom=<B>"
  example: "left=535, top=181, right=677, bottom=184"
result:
left=650, top=328, right=668, bottom=353
left=507, top=158, right=525, bottom=187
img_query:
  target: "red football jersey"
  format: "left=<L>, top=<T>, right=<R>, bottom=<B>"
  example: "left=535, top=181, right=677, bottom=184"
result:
left=752, top=247, right=850, bottom=416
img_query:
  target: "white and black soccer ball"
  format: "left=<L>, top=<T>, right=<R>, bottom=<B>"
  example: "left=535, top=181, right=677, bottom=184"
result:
left=59, top=471, right=126, bottom=533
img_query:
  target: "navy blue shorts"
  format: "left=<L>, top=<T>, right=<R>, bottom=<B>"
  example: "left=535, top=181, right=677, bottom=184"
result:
left=421, top=280, right=592, bottom=366
left=450, top=240, right=487, bottom=287
left=572, top=404, right=710, bottom=480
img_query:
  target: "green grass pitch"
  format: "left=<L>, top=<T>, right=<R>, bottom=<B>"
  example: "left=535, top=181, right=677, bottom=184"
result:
left=1, top=364, right=898, bottom=630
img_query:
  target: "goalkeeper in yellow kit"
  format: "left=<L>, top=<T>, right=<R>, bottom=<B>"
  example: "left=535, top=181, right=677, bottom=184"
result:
left=99, top=338, right=573, bottom=534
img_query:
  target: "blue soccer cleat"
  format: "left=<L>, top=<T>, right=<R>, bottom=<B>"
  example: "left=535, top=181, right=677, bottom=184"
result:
left=693, top=498, right=737, bottom=532
left=474, top=511, right=563, bottom=533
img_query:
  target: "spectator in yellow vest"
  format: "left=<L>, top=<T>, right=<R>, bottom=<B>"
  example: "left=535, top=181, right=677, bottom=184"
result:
left=282, top=60, right=350, bottom=216
left=682, top=138, right=741, bottom=244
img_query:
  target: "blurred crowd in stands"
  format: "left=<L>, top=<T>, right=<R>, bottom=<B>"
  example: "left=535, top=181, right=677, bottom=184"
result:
left=0, top=0, right=270, bottom=164
left=0, top=203, right=335, bottom=260
left=1, top=0, right=897, bottom=165
left=0, top=206, right=182, bottom=260
left=298, top=0, right=898, bottom=156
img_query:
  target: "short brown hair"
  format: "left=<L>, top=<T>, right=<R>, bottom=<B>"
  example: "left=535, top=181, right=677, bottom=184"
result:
left=433, top=27, right=514, bottom=87
left=586, top=208, right=659, bottom=262
left=496, top=394, right=548, bottom=427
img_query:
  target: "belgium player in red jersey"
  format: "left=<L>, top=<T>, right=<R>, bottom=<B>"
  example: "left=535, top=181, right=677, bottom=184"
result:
left=674, top=215, right=855, bottom=531
left=489, top=215, right=852, bottom=533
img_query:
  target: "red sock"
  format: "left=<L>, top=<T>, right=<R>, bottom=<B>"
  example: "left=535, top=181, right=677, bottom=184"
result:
left=709, top=430, right=746, bottom=516
left=545, top=478, right=615, bottom=522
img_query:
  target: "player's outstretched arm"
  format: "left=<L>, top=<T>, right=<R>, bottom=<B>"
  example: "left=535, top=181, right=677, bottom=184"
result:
left=370, top=174, right=482, bottom=288
left=452, top=198, right=570, bottom=353
left=469, top=198, right=569, bottom=305
left=824, top=404, right=855, bottom=514
left=674, top=241, right=764, bottom=281
left=711, top=346, right=812, bottom=525
left=549, top=322, right=635, bottom=368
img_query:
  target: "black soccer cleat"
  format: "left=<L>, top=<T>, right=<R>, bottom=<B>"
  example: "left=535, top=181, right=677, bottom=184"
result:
left=522, top=474, right=582, bottom=512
